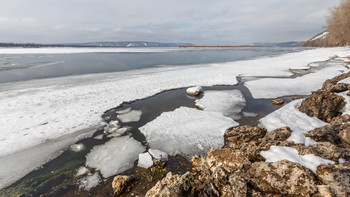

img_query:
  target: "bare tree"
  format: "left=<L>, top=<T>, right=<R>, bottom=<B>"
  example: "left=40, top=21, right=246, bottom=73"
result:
left=326, top=0, right=350, bottom=46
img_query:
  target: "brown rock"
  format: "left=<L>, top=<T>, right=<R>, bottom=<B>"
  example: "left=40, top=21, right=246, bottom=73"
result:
left=310, top=142, right=350, bottom=161
left=322, top=72, right=350, bottom=92
left=112, top=175, right=135, bottom=196
left=248, top=160, right=317, bottom=196
left=145, top=172, right=195, bottom=197
left=339, top=123, right=350, bottom=146
left=305, top=124, right=342, bottom=144
left=299, top=90, right=345, bottom=122
left=316, top=163, right=350, bottom=197
left=314, top=185, right=334, bottom=197
left=224, top=126, right=266, bottom=149
left=264, top=127, right=292, bottom=141
left=227, top=175, right=247, bottom=197
left=270, top=99, right=285, bottom=105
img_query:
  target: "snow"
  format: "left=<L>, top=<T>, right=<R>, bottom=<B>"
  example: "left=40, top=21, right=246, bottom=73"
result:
left=117, top=110, right=142, bottom=123
left=289, top=66, right=310, bottom=70
left=149, top=149, right=168, bottom=160
left=261, top=146, right=335, bottom=173
left=0, top=47, right=349, bottom=189
left=85, top=136, right=145, bottom=178
left=139, top=107, right=237, bottom=159
left=104, top=120, right=120, bottom=133
left=79, top=172, right=101, bottom=190
left=338, top=92, right=350, bottom=115
left=339, top=77, right=350, bottom=84
left=246, top=66, right=349, bottom=99
left=76, top=166, right=90, bottom=177
left=339, top=158, right=346, bottom=164
left=195, top=90, right=246, bottom=120
left=138, top=152, right=153, bottom=169
left=311, top=32, right=329, bottom=41
left=243, top=112, right=258, bottom=117
left=186, top=86, right=202, bottom=95
left=70, top=143, right=85, bottom=152
left=259, top=100, right=327, bottom=145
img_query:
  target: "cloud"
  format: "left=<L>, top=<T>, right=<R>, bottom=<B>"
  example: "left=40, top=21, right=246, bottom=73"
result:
left=0, top=16, right=39, bottom=27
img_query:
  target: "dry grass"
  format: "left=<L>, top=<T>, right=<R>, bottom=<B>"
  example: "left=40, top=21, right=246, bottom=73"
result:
left=326, top=0, right=350, bottom=46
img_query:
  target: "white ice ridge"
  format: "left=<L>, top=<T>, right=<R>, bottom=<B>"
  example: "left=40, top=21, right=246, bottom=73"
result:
left=261, top=146, right=335, bottom=173
left=86, top=136, right=145, bottom=178
left=139, top=107, right=237, bottom=159
left=0, top=47, right=349, bottom=189
left=0, top=47, right=182, bottom=54
left=246, top=65, right=350, bottom=99
left=195, top=90, right=246, bottom=120
left=259, top=100, right=327, bottom=146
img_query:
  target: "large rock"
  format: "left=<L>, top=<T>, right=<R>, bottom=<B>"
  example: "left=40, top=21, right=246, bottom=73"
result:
left=339, top=123, right=350, bottom=146
left=224, top=126, right=266, bottom=148
left=322, top=72, right=350, bottom=92
left=112, top=175, right=135, bottom=196
left=299, top=90, right=345, bottom=122
left=145, top=172, right=195, bottom=197
left=316, top=163, right=350, bottom=197
left=248, top=160, right=317, bottom=196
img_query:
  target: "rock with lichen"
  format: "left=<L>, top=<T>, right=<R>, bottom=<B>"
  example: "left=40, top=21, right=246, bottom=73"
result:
left=112, top=175, right=135, bottom=196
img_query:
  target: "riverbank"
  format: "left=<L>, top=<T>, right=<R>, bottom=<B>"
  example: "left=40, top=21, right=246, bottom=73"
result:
left=128, top=71, right=350, bottom=197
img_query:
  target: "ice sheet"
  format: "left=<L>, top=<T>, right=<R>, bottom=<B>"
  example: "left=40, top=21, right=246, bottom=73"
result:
left=86, top=136, right=145, bottom=178
left=261, top=146, right=335, bottom=173
left=117, top=110, right=142, bottom=123
left=0, top=47, right=349, bottom=188
left=195, top=90, right=246, bottom=120
left=246, top=66, right=349, bottom=99
left=139, top=107, right=237, bottom=159
left=259, top=100, right=326, bottom=145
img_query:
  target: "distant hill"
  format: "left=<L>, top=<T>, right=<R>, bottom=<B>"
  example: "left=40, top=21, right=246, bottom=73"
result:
left=301, top=31, right=329, bottom=47
left=0, top=41, right=194, bottom=48
left=252, top=41, right=304, bottom=47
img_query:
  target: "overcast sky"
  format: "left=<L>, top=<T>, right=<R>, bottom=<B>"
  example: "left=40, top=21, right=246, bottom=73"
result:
left=0, top=0, right=342, bottom=45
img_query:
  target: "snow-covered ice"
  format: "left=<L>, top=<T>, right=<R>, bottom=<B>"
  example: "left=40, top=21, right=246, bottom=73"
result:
left=246, top=66, right=349, bottom=99
left=339, top=77, right=350, bottom=84
left=117, top=110, right=142, bottom=123
left=261, top=146, right=335, bottom=173
left=79, top=172, right=101, bottom=190
left=139, top=107, right=237, bottom=159
left=149, top=149, right=168, bottom=160
left=259, top=100, right=327, bottom=145
left=138, top=152, right=153, bottom=169
left=104, top=120, right=120, bottom=133
left=76, top=166, right=90, bottom=177
left=86, top=136, right=145, bottom=178
left=1, top=47, right=350, bottom=189
left=195, top=90, right=246, bottom=120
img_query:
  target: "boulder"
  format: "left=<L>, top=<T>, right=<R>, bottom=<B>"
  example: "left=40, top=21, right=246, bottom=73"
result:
left=145, top=172, right=195, bottom=197
left=299, top=90, right=345, bottom=122
left=112, top=175, right=135, bottom=196
left=322, top=72, right=350, bottom=92
left=248, top=160, right=317, bottom=196
left=339, top=123, right=350, bottom=146
left=316, top=163, right=350, bottom=197
left=224, top=126, right=266, bottom=148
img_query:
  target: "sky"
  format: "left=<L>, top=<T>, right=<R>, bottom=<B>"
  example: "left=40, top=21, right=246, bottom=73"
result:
left=0, top=0, right=343, bottom=45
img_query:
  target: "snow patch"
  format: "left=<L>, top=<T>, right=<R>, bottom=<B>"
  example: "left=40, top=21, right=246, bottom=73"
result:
left=79, top=172, right=101, bottom=190
left=139, top=107, right=237, bottom=159
left=259, top=100, right=326, bottom=145
left=195, top=90, right=246, bottom=120
left=261, top=146, right=335, bottom=173
left=339, top=77, right=350, bottom=84
left=86, top=136, right=145, bottom=178
left=338, top=92, right=350, bottom=115
left=311, top=32, right=329, bottom=41
left=149, top=149, right=168, bottom=160
left=70, top=143, right=85, bottom=152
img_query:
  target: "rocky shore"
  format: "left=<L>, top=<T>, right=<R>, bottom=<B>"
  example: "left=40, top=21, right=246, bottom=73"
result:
left=112, top=72, right=350, bottom=197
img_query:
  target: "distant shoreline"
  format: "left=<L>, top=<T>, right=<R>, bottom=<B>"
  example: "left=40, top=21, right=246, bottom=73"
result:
left=178, top=45, right=269, bottom=48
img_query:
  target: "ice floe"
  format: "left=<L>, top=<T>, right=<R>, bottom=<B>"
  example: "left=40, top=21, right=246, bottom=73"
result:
left=86, top=136, right=145, bottom=178
left=117, top=110, right=142, bottom=123
left=139, top=107, right=237, bottom=159
left=186, top=86, right=203, bottom=96
left=195, top=90, right=246, bottom=120
left=76, top=166, right=90, bottom=177
left=261, top=146, right=335, bottom=173
left=104, top=120, right=120, bottom=133
left=138, top=152, right=153, bottom=169
left=1, top=47, right=350, bottom=188
left=70, top=143, right=85, bottom=152
left=259, top=100, right=327, bottom=145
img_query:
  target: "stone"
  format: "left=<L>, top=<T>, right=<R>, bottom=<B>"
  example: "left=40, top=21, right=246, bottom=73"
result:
left=315, top=185, right=333, bottom=197
left=310, top=142, right=350, bottom=161
left=316, top=163, right=350, bottom=197
left=322, top=72, right=350, bottom=92
left=299, top=90, right=345, bottom=122
left=270, top=99, right=285, bottom=105
left=264, top=127, right=292, bottom=141
left=339, top=123, right=350, bottom=146
left=224, top=126, right=266, bottom=149
left=145, top=172, right=195, bottom=197
left=227, top=175, right=247, bottom=197
left=248, top=160, right=317, bottom=196
left=111, top=175, right=135, bottom=196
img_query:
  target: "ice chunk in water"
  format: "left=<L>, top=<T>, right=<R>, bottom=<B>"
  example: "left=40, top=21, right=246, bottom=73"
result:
left=79, top=172, right=101, bottom=190
left=86, top=136, right=145, bottom=178
left=138, top=152, right=153, bottom=169
left=140, top=107, right=237, bottom=159
left=149, top=149, right=168, bottom=160
left=186, top=86, right=202, bottom=96
left=117, top=110, right=142, bottom=123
